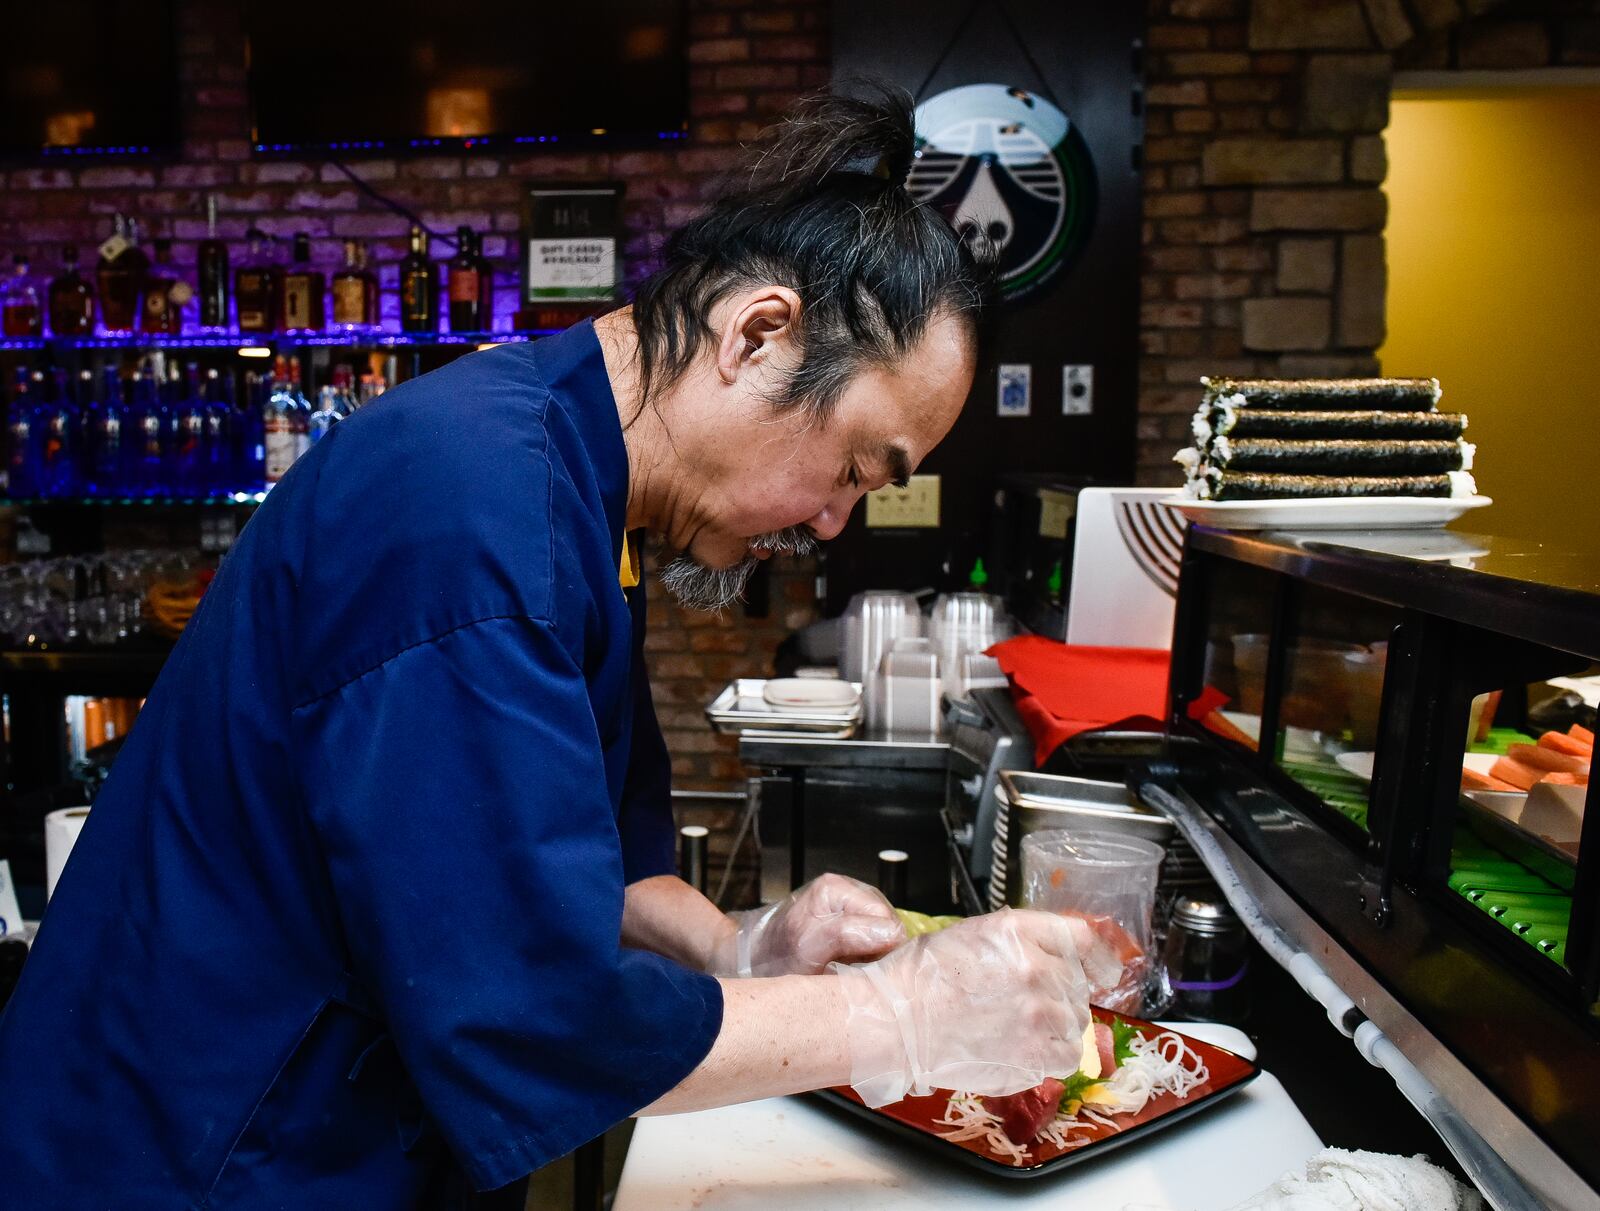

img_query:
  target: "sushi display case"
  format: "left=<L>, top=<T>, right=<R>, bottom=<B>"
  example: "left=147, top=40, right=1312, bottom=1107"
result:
left=1140, top=523, right=1600, bottom=1210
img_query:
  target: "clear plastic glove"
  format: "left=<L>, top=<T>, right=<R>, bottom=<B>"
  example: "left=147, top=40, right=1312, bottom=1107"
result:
left=1057, top=911, right=1142, bottom=1012
left=831, top=908, right=1092, bottom=1107
left=709, top=873, right=907, bottom=978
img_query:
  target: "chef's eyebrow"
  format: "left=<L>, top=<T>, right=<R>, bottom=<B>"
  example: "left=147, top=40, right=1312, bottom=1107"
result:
left=884, top=443, right=912, bottom=488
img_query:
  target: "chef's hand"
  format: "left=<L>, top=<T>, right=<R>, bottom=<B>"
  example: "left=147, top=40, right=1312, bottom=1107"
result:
left=708, top=873, right=907, bottom=978
left=830, top=908, right=1091, bottom=1108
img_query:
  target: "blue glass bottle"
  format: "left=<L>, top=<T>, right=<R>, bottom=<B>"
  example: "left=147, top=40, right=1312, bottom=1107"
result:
left=202, top=369, right=232, bottom=499
left=87, top=367, right=124, bottom=498
left=172, top=363, right=206, bottom=499
left=124, top=362, right=167, bottom=499
left=5, top=367, right=40, bottom=500
left=233, top=370, right=266, bottom=496
left=39, top=368, right=81, bottom=498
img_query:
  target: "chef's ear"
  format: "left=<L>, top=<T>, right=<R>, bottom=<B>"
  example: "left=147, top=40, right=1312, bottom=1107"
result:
left=716, top=286, right=802, bottom=386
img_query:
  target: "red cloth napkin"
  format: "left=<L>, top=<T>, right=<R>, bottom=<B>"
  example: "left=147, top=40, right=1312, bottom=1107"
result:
left=989, top=636, right=1172, bottom=765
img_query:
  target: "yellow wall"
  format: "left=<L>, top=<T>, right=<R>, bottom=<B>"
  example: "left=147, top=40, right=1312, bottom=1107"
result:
left=1381, top=87, right=1600, bottom=540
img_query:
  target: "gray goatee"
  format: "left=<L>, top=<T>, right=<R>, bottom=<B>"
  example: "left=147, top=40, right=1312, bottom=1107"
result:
left=658, top=526, right=817, bottom=612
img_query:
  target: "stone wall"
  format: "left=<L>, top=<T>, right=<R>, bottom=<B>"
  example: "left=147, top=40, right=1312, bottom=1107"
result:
left=1135, top=0, right=1599, bottom=484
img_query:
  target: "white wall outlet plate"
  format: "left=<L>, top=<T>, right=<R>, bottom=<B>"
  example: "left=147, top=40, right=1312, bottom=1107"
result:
left=997, top=363, right=1031, bottom=417
left=1063, top=364, right=1094, bottom=415
left=866, top=474, right=941, bottom=528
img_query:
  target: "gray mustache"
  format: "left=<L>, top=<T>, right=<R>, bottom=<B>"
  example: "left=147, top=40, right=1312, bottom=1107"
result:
left=747, top=526, right=818, bottom=557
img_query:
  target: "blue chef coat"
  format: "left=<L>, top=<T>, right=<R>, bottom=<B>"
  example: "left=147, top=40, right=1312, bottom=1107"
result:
left=0, top=321, right=724, bottom=1208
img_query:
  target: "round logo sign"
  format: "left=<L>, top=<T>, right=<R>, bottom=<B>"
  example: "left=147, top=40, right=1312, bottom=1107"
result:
left=909, top=84, right=1096, bottom=303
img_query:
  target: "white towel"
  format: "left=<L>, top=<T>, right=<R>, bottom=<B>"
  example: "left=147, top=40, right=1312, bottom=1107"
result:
left=1224, top=1148, right=1483, bottom=1211
left=1118, top=1149, right=1482, bottom=1211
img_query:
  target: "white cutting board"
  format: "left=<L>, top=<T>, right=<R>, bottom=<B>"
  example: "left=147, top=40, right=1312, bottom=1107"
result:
left=616, top=1025, right=1322, bottom=1211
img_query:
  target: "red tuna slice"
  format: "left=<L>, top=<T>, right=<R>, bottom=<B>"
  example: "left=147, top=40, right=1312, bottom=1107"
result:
left=988, top=1077, right=1066, bottom=1144
left=1094, top=1022, right=1119, bottom=1074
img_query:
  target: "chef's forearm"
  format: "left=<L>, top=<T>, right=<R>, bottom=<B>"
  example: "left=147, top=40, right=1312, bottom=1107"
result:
left=622, top=873, right=737, bottom=973
left=636, top=975, right=852, bottom=1115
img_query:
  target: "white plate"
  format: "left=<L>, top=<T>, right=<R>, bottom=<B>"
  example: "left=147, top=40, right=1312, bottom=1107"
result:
left=1334, top=751, right=1376, bottom=781
left=1217, top=711, right=1324, bottom=759
left=762, top=677, right=860, bottom=711
left=1337, top=750, right=1501, bottom=784
left=1161, top=494, right=1492, bottom=531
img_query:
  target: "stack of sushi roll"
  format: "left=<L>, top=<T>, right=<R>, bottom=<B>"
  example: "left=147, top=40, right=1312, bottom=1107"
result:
left=1176, top=377, right=1478, bottom=501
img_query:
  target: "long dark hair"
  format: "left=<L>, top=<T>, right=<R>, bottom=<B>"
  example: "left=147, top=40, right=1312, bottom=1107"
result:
left=629, top=85, right=994, bottom=423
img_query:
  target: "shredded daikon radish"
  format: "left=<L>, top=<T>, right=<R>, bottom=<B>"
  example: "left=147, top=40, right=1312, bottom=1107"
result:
left=936, top=1028, right=1212, bottom=1162
left=935, top=1093, right=1033, bottom=1165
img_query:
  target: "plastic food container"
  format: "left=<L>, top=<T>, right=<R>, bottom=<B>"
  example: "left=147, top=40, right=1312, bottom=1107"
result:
left=1021, top=828, right=1167, bottom=1012
left=839, top=591, right=923, bottom=684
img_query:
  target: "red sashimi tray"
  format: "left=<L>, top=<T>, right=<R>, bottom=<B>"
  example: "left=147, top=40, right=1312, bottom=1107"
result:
left=810, top=1009, right=1259, bottom=1179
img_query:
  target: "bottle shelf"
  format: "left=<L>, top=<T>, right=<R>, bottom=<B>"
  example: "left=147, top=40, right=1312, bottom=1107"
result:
left=3, top=494, right=268, bottom=508
left=0, top=647, right=172, bottom=682
left=0, top=329, right=560, bottom=353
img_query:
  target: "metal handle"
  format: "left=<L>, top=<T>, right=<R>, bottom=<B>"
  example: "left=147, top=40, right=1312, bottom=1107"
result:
left=680, top=825, right=709, bottom=894
left=877, top=848, right=909, bottom=906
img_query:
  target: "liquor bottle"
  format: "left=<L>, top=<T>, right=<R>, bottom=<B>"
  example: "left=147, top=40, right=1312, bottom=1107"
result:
left=233, top=370, right=265, bottom=495
left=330, top=363, right=357, bottom=418
left=39, top=368, right=81, bottom=498
left=197, top=195, right=229, bottom=332
left=124, top=360, right=167, bottom=498
left=281, top=233, right=325, bottom=333
left=2, top=254, right=43, bottom=338
left=202, top=369, right=232, bottom=498
left=48, top=245, right=96, bottom=337
left=399, top=225, right=438, bottom=334
left=288, top=356, right=311, bottom=462
left=330, top=239, right=368, bottom=333
left=97, top=214, right=148, bottom=334
left=6, top=367, right=39, bottom=498
left=359, top=243, right=380, bottom=329
left=139, top=238, right=190, bottom=336
left=309, top=386, right=339, bottom=444
left=172, top=363, right=206, bottom=498
left=235, top=229, right=282, bottom=335
left=263, top=356, right=296, bottom=485
left=85, top=367, right=125, bottom=499
left=447, top=226, right=492, bottom=333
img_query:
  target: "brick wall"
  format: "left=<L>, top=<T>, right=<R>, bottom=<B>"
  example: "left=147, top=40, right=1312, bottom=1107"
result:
left=1135, top=0, right=1599, bottom=484
left=642, top=545, right=819, bottom=789
left=0, top=0, right=828, bottom=800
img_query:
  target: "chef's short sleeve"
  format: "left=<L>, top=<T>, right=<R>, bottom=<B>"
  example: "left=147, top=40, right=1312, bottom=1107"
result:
left=291, top=614, right=723, bottom=1190
left=616, top=586, right=677, bottom=884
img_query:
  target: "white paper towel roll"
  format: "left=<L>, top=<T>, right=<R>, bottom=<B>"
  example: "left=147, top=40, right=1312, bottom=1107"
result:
left=45, top=806, right=91, bottom=900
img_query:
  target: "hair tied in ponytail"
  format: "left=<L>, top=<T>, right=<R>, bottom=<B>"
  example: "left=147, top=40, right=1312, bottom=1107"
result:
left=840, top=148, right=913, bottom=188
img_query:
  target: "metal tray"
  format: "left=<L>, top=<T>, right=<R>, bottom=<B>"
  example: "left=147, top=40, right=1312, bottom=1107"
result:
left=705, top=678, right=862, bottom=737
left=998, top=771, right=1177, bottom=845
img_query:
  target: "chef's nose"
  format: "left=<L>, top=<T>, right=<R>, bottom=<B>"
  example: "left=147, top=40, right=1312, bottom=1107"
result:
left=805, top=501, right=851, bottom=542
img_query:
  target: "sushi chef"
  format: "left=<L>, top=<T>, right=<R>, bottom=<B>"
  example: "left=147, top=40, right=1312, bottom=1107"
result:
left=0, top=91, right=1098, bottom=1208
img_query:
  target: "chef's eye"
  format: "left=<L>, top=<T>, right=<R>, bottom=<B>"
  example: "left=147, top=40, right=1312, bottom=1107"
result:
left=847, top=465, right=860, bottom=488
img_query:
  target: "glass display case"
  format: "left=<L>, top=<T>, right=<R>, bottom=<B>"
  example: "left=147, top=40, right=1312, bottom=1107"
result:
left=1161, top=526, right=1600, bottom=1207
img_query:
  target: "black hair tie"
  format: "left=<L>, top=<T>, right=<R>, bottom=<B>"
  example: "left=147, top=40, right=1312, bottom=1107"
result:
left=839, top=149, right=912, bottom=188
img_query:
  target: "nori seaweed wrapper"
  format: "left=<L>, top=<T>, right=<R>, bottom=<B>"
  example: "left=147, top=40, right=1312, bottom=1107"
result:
left=1211, top=408, right=1467, bottom=441
left=1211, top=437, right=1468, bottom=474
left=1203, top=471, right=1456, bottom=501
left=1200, top=377, right=1441, bottom=411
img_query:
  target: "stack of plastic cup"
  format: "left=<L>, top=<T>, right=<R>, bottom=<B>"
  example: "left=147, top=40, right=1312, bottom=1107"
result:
left=838, top=590, right=923, bottom=684
left=928, top=591, right=1011, bottom=701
